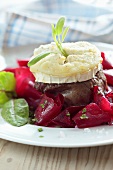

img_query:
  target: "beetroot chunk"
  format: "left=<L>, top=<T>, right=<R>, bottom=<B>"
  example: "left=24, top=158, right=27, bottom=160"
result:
left=72, top=103, right=111, bottom=128
left=93, top=86, right=112, bottom=112
left=99, top=96, right=112, bottom=112
left=104, top=69, right=113, bottom=86
left=15, top=67, right=35, bottom=97
left=106, top=91, right=113, bottom=103
left=49, top=106, right=84, bottom=128
left=17, top=59, right=29, bottom=67
left=15, top=67, right=35, bottom=82
left=34, top=93, right=64, bottom=126
left=4, top=68, right=16, bottom=74
left=101, top=52, right=113, bottom=70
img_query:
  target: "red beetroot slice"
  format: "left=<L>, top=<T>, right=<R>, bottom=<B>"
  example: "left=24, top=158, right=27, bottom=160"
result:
left=49, top=106, right=84, bottom=128
left=106, top=91, right=113, bottom=103
left=17, top=59, right=29, bottom=67
left=99, top=96, right=111, bottom=112
left=16, top=76, right=42, bottom=100
left=34, top=93, right=64, bottom=126
left=103, top=69, right=113, bottom=86
left=101, top=52, right=113, bottom=69
left=15, top=67, right=35, bottom=82
left=93, top=86, right=104, bottom=104
left=16, top=77, right=42, bottom=110
left=4, top=67, right=38, bottom=99
left=4, top=67, right=16, bottom=74
left=107, top=86, right=113, bottom=93
left=93, top=86, right=111, bottom=111
left=105, top=91, right=113, bottom=117
left=15, top=67, right=37, bottom=98
left=26, top=97, right=42, bottom=111
left=110, top=104, right=113, bottom=120
left=72, top=103, right=111, bottom=128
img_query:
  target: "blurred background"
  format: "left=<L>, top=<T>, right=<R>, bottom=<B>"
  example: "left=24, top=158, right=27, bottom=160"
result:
left=0, top=0, right=113, bottom=50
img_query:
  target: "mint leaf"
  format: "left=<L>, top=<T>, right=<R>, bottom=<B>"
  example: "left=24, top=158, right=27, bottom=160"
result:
left=0, top=72, right=16, bottom=107
left=1, top=99, right=29, bottom=127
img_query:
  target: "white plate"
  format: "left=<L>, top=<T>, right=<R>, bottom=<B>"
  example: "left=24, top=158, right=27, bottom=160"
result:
left=0, top=42, right=113, bottom=148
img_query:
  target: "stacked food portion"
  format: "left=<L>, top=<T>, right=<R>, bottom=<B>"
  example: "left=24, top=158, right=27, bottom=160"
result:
left=30, top=41, right=107, bottom=107
left=1, top=17, right=113, bottom=128
left=28, top=40, right=111, bottom=128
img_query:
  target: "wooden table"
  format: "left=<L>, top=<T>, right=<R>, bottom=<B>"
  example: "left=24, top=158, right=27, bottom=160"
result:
left=0, top=139, right=113, bottom=170
left=1, top=44, right=113, bottom=170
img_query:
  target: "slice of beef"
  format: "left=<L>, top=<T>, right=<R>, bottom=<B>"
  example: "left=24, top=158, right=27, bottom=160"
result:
left=35, top=70, right=107, bottom=107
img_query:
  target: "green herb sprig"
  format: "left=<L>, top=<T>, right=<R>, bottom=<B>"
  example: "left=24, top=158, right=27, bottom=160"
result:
left=28, top=52, right=51, bottom=67
left=38, top=128, right=43, bottom=132
left=51, top=17, right=69, bottom=57
left=80, top=114, right=88, bottom=120
left=28, top=17, right=69, bottom=67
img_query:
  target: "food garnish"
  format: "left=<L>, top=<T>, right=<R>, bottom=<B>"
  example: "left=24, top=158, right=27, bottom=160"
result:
left=82, top=108, right=87, bottom=113
left=0, top=71, right=16, bottom=107
left=39, top=135, right=44, bottom=138
left=1, top=99, right=29, bottom=127
left=51, top=16, right=69, bottom=57
left=28, top=52, right=51, bottom=67
left=80, top=113, right=88, bottom=120
left=28, top=17, right=69, bottom=66
left=38, top=128, right=43, bottom=132
left=66, top=112, right=71, bottom=117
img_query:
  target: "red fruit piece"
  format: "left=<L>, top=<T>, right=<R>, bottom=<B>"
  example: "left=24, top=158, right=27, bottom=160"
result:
left=105, top=91, right=113, bottom=104
left=15, top=67, right=36, bottom=97
left=93, top=86, right=111, bottom=112
left=110, top=104, right=113, bottom=118
left=93, top=86, right=104, bottom=104
left=4, top=67, right=36, bottom=98
left=107, top=86, right=113, bottom=93
left=15, top=67, right=35, bottom=81
left=72, top=103, right=111, bottom=128
left=34, top=93, right=64, bottom=126
left=16, top=75, right=42, bottom=110
left=26, top=96, right=42, bottom=111
left=4, top=67, right=16, bottom=74
left=101, top=52, right=113, bottom=70
left=49, top=106, right=84, bottom=128
left=99, top=96, right=112, bottom=112
left=103, top=69, right=113, bottom=86
left=17, top=59, right=29, bottom=67
left=4, top=66, right=42, bottom=110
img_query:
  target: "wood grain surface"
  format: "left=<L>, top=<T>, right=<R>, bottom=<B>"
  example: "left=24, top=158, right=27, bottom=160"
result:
left=0, top=139, right=113, bottom=170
